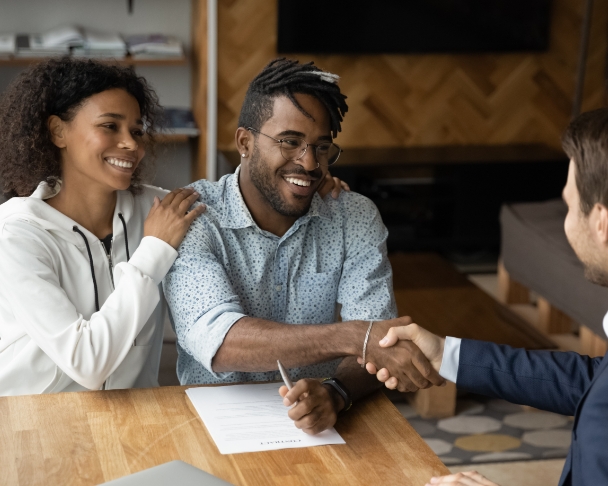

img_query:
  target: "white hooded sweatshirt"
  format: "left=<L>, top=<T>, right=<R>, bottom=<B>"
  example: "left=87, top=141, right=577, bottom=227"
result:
left=0, top=181, right=177, bottom=395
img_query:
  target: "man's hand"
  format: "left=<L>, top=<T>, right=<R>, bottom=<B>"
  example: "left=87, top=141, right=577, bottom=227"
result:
left=359, top=318, right=446, bottom=392
left=279, top=379, right=343, bottom=435
left=426, top=471, right=500, bottom=485
left=365, top=323, right=446, bottom=390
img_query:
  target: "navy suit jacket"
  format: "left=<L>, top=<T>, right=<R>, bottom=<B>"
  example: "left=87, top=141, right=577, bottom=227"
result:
left=457, top=339, right=608, bottom=486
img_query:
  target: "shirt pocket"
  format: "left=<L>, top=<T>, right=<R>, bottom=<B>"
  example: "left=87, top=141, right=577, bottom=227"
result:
left=294, top=270, right=341, bottom=323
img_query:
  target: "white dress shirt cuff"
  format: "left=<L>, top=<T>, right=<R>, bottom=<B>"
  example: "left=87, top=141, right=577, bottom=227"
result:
left=438, top=336, right=462, bottom=383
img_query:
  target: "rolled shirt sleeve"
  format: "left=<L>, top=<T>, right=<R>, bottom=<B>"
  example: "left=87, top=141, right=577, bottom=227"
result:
left=163, top=216, right=246, bottom=379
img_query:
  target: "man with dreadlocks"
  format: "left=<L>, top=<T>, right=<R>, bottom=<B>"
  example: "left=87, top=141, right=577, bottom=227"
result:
left=164, top=59, right=443, bottom=435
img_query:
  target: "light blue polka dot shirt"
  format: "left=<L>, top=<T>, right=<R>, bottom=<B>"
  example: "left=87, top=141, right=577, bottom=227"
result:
left=163, top=166, right=397, bottom=385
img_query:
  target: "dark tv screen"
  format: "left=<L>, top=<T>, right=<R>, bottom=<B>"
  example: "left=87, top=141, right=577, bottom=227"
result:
left=278, top=0, right=553, bottom=54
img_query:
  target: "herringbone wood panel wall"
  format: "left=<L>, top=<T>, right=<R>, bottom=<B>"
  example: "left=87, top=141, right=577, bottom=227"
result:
left=212, top=0, right=606, bottom=154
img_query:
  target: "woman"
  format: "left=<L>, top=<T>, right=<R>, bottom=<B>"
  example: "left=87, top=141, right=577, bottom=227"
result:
left=0, top=57, right=347, bottom=396
left=0, top=58, right=205, bottom=395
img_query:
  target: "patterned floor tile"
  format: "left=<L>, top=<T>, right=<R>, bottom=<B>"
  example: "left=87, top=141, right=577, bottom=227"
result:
left=455, top=434, right=521, bottom=452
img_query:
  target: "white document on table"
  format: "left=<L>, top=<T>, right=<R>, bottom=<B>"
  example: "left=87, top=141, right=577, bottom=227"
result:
left=186, top=382, right=345, bottom=454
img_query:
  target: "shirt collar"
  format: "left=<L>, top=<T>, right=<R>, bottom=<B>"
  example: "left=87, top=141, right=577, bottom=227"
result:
left=219, top=166, right=256, bottom=229
left=219, top=165, right=332, bottom=230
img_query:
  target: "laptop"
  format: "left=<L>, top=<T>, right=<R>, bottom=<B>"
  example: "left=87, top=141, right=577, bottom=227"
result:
left=100, top=460, right=234, bottom=485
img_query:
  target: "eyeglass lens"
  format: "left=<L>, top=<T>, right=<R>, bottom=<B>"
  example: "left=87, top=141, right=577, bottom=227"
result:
left=280, top=138, right=341, bottom=166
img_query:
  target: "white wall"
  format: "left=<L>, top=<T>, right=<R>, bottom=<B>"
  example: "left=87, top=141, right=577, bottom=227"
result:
left=0, top=0, right=195, bottom=201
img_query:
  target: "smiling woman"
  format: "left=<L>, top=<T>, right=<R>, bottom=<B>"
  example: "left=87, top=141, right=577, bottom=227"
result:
left=0, top=58, right=205, bottom=396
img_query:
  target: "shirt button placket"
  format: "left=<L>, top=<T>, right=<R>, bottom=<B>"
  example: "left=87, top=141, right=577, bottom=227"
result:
left=272, top=243, right=288, bottom=322
left=272, top=243, right=282, bottom=321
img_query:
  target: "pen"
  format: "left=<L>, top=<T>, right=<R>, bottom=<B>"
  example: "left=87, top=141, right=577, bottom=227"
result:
left=277, top=360, right=298, bottom=405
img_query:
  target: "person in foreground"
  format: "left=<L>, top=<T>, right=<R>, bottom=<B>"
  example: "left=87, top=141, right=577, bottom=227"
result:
left=0, top=58, right=205, bottom=395
left=366, top=109, right=608, bottom=485
left=164, top=58, right=444, bottom=435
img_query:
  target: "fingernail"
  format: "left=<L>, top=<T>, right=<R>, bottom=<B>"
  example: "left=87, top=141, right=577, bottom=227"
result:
left=283, top=397, right=291, bottom=406
left=380, top=338, right=388, bottom=345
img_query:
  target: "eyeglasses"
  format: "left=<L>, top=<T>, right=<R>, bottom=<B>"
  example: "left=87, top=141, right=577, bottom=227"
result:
left=246, top=127, right=342, bottom=166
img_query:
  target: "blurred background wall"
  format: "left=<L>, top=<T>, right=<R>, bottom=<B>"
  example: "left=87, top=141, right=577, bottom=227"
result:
left=0, top=0, right=195, bottom=202
left=212, top=0, right=607, bottom=152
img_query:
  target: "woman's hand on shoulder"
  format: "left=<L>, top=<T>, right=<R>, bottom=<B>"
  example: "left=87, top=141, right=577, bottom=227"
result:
left=144, top=188, right=206, bottom=249
left=318, top=171, right=350, bottom=199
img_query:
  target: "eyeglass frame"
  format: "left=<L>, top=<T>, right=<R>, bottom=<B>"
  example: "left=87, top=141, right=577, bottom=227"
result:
left=245, top=126, right=342, bottom=167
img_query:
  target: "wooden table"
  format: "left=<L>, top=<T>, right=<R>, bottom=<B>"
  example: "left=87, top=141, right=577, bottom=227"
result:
left=390, top=253, right=556, bottom=417
left=0, top=386, right=449, bottom=485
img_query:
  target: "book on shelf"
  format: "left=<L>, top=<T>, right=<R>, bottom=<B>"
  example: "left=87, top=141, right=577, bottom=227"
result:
left=15, top=34, right=70, bottom=58
left=0, top=33, right=16, bottom=58
left=39, top=25, right=84, bottom=48
left=159, top=108, right=199, bottom=137
left=14, top=25, right=83, bottom=57
left=72, top=29, right=126, bottom=59
left=5, top=26, right=184, bottom=63
left=125, top=34, right=184, bottom=59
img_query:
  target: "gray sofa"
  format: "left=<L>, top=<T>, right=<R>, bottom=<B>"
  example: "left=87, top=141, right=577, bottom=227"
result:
left=500, top=199, right=608, bottom=338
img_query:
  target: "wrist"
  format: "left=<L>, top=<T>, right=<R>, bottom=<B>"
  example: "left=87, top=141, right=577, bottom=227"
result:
left=323, top=383, right=345, bottom=412
left=321, top=377, right=352, bottom=413
left=435, top=337, right=446, bottom=371
left=342, top=320, right=368, bottom=356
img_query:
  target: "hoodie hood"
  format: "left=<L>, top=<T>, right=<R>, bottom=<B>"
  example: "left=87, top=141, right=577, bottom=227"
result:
left=0, top=181, right=135, bottom=247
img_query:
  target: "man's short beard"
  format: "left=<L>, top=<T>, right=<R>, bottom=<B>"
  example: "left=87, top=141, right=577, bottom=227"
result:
left=248, top=146, right=314, bottom=218
left=583, top=263, right=608, bottom=287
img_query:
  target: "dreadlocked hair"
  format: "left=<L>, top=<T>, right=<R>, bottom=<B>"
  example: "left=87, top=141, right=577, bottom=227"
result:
left=238, top=58, right=348, bottom=138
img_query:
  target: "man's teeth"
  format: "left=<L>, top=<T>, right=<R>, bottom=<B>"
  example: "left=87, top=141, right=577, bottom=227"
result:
left=106, top=157, right=133, bottom=169
left=285, top=177, right=311, bottom=187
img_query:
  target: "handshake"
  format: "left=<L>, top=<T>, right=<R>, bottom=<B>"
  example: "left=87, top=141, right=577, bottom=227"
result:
left=359, top=318, right=448, bottom=392
left=278, top=317, right=449, bottom=435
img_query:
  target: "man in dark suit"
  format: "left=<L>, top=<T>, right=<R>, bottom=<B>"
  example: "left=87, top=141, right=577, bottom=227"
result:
left=365, top=108, right=608, bottom=486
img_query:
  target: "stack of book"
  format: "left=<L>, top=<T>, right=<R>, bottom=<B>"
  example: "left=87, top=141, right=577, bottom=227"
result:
left=72, top=29, right=126, bottom=59
left=15, top=25, right=82, bottom=58
left=2, top=26, right=183, bottom=62
left=159, top=108, right=199, bottom=137
left=125, top=34, right=184, bottom=59
left=0, top=33, right=15, bottom=58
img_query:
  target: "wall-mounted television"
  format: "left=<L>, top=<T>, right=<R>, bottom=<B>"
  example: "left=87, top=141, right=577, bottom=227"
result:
left=278, top=0, right=553, bottom=55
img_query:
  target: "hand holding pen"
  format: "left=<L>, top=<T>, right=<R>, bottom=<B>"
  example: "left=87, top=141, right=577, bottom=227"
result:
left=277, top=360, right=342, bottom=435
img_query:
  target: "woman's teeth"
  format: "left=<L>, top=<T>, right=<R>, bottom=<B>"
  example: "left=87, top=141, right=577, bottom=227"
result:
left=285, top=177, right=311, bottom=187
left=106, top=157, right=133, bottom=169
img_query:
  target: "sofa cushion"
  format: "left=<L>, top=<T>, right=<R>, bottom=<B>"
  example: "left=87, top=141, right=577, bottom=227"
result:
left=501, top=199, right=608, bottom=337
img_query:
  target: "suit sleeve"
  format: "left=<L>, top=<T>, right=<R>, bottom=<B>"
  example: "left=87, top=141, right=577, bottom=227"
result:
left=457, top=339, right=603, bottom=416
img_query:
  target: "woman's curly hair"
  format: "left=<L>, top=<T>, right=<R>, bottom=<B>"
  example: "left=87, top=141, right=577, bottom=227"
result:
left=0, top=57, right=162, bottom=198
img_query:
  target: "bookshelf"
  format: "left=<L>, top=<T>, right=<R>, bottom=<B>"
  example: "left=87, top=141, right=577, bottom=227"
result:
left=0, top=56, right=188, bottom=67
left=0, top=1, right=199, bottom=183
left=156, top=134, right=193, bottom=144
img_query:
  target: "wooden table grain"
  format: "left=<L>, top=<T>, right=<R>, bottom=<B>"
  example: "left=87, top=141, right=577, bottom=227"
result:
left=0, top=385, right=449, bottom=485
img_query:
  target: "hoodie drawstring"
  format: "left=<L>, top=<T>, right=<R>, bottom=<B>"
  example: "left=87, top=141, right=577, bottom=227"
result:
left=118, top=213, right=130, bottom=261
left=72, top=226, right=100, bottom=312
left=72, top=217, right=131, bottom=313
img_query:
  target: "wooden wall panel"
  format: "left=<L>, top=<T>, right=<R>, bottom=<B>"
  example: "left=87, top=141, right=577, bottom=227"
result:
left=214, top=0, right=607, bottom=153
